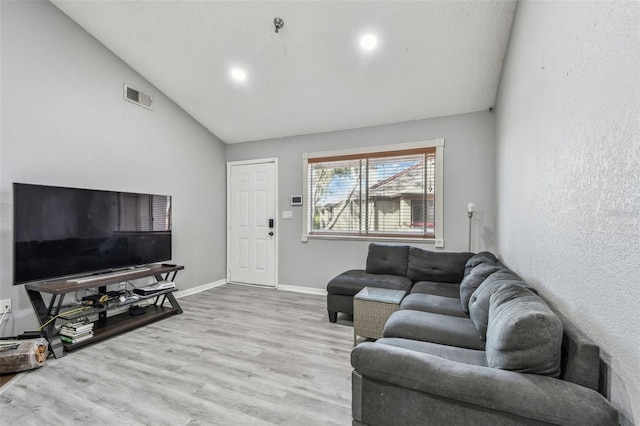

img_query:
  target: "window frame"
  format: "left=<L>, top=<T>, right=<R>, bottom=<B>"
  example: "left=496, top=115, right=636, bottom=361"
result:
left=302, top=139, right=444, bottom=244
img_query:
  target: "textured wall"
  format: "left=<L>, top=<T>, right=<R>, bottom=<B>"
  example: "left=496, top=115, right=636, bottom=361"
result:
left=0, top=1, right=227, bottom=335
left=495, top=1, right=640, bottom=423
left=227, top=111, right=496, bottom=290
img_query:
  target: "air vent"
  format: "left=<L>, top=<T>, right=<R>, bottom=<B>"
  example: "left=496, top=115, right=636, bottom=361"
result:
left=124, top=84, right=153, bottom=110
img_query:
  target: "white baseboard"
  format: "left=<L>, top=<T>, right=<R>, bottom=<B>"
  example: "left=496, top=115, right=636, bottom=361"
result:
left=276, top=284, right=327, bottom=296
left=174, top=280, right=326, bottom=298
left=174, top=279, right=226, bottom=299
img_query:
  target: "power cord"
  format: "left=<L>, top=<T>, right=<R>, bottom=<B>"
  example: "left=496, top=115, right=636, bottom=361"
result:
left=0, top=300, right=11, bottom=330
left=38, top=306, right=92, bottom=330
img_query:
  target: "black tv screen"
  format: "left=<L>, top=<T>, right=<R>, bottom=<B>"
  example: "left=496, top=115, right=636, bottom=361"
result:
left=13, top=183, right=172, bottom=285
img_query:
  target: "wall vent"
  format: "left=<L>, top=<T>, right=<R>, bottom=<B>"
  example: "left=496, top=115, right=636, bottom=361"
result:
left=124, top=84, right=153, bottom=110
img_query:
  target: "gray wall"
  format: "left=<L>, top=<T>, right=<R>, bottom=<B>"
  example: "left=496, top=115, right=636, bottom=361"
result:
left=226, top=111, right=496, bottom=290
left=494, top=1, right=639, bottom=423
left=0, top=1, right=227, bottom=335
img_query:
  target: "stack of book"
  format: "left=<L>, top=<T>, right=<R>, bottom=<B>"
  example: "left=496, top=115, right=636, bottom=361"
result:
left=59, top=320, right=94, bottom=344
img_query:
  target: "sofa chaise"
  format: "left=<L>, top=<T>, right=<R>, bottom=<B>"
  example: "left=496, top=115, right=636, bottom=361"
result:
left=326, top=244, right=474, bottom=322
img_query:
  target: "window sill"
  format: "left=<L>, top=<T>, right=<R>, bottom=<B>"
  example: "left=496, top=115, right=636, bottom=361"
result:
left=304, top=234, right=438, bottom=244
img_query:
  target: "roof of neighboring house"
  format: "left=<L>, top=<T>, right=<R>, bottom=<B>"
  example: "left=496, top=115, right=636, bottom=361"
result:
left=319, top=159, right=434, bottom=207
left=369, top=160, right=432, bottom=198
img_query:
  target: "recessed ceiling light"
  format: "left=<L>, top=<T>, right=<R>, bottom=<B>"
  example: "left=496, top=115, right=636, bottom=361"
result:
left=360, top=34, right=378, bottom=50
left=231, top=68, right=247, bottom=81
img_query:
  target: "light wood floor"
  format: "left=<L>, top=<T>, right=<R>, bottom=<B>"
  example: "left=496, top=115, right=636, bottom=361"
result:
left=0, top=284, right=355, bottom=425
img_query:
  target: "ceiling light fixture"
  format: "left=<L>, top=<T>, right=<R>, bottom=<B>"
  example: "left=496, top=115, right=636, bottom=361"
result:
left=360, top=34, right=378, bottom=50
left=231, top=68, right=247, bottom=81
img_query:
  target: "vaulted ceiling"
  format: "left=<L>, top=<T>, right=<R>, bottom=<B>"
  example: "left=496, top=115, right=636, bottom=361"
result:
left=51, top=1, right=517, bottom=144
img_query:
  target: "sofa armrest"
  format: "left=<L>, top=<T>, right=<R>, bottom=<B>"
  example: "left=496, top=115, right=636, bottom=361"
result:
left=351, top=342, right=618, bottom=426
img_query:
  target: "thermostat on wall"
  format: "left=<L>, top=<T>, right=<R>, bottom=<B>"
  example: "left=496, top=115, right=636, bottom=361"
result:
left=291, top=196, right=302, bottom=206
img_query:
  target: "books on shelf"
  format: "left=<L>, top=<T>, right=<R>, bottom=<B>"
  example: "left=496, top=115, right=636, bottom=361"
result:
left=60, top=327, right=93, bottom=337
left=59, top=319, right=94, bottom=344
left=60, top=323, right=93, bottom=334
left=59, top=333, right=93, bottom=344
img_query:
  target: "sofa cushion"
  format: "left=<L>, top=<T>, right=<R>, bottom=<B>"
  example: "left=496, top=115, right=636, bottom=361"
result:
left=468, top=271, right=530, bottom=340
left=406, top=247, right=473, bottom=283
left=459, top=262, right=504, bottom=314
left=365, top=244, right=410, bottom=276
left=486, top=285, right=563, bottom=377
left=377, top=337, right=488, bottom=367
left=383, top=310, right=485, bottom=350
left=463, top=251, right=498, bottom=277
left=399, top=293, right=467, bottom=317
left=410, top=281, right=460, bottom=298
left=327, top=269, right=412, bottom=296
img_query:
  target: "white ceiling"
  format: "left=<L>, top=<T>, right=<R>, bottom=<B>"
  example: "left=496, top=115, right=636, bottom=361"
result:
left=51, top=1, right=517, bottom=144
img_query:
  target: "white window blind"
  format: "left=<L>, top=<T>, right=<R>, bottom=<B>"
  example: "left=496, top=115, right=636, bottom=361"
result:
left=307, top=147, right=436, bottom=238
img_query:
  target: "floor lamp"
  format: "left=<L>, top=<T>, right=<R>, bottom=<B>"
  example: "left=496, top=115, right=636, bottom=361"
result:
left=467, top=203, right=475, bottom=252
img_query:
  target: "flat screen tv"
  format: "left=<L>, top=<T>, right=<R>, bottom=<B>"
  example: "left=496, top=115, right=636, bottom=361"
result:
left=13, top=183, right=172, bottom=285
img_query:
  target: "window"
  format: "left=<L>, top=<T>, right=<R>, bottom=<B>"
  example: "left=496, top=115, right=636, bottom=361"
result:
left=304, top=139, right=443, bottom=240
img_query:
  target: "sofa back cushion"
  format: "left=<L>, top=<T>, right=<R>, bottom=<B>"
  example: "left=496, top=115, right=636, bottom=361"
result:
left=459, top=263, right=504, bottom=314
left=365, top=244, right=410, bottom=276
left=485, top=284, right=563, bottom=377
left=407, top=247, right=473, bottom=283
left=463, top=251, right=498, bottom=277
left=468, top=270, right=528, bottom=339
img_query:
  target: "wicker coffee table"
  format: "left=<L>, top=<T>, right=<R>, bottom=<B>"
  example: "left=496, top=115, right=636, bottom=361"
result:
left=353, top=287, right=405, bottom=345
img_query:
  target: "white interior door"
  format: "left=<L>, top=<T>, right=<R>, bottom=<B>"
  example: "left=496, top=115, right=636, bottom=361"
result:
left=228, top=160, right=277, bottom=286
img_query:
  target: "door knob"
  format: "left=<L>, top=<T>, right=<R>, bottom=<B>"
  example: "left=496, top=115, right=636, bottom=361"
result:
left=269, top=231, right=274, bottom=236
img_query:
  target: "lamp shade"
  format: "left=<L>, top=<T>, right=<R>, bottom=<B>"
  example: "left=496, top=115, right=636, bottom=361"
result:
left=468, top=202, right=475, bottom=213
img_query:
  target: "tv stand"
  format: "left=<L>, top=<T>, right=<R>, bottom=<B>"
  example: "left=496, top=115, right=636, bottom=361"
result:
left=25, top=265, right=184, bottom=358
left=72, top=267, right=151, bottom=284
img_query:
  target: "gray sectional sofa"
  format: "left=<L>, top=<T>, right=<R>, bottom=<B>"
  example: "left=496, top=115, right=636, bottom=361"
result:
left=327, top=244, right=618, bottom=425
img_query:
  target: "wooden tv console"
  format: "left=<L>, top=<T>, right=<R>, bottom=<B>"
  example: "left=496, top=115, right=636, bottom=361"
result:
left=25, top=265, right=184, bottom=358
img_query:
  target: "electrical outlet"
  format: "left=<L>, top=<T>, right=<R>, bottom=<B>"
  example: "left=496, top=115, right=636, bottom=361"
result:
left=0, top=298, right=11, bottom=314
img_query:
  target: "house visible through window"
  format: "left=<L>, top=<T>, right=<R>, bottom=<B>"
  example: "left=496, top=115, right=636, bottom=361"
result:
left=305, top=141, right=442, bottom=239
